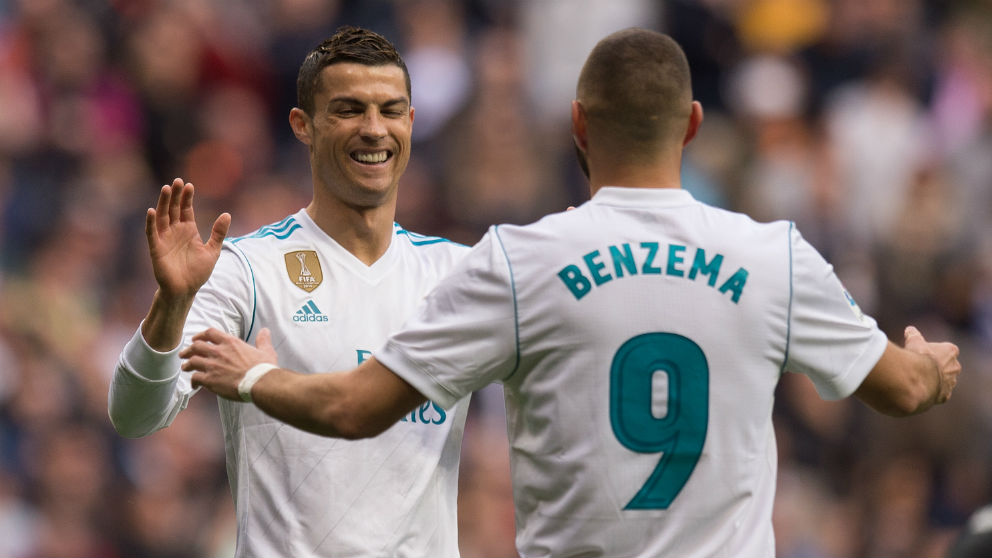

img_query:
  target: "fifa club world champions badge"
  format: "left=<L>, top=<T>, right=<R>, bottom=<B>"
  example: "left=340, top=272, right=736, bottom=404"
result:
left=285, top=250, right=323, bottom=292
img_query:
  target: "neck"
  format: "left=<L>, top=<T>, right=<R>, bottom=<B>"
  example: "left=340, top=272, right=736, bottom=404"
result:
left=306, top=197, right=396, bottom=266
left=587, top=158, right=683, bottom=198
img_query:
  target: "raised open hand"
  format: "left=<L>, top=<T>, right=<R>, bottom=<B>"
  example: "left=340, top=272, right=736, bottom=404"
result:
left=145, top=178, right=232, bottom=299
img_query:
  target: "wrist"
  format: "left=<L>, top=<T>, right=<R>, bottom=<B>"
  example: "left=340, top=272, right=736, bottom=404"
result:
left=141, top=290, right=199, bottom=352
left=238, top=363, right=278, bottom=403
left=153, top=287, right=198, bottom=309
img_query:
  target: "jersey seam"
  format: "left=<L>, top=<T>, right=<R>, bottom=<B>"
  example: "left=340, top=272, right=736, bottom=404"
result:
left=493, top=225, right=521, bottom=379
left=779, top=221, right=795, bottom=377
left=393, top=222, right=467, bottom=247
left=231, top=215, right=301, bottom=243
left=238, top=413, right=251, bottom=551
left=227, top=241, right=258, bottom=341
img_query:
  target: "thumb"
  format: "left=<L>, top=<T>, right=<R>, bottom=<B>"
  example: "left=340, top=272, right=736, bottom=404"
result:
left=904, top=325, right=926, bottom=349
left=905, top=325, right=923, bottom=341
left=256, top=328, right=278, bottom=364
left=207, top=212, right=232, bottom=251
left=256, top=327, right=274, bottom=352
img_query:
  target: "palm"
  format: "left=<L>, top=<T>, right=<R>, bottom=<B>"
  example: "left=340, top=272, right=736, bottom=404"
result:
left=146, top=179, right=231, bottom=298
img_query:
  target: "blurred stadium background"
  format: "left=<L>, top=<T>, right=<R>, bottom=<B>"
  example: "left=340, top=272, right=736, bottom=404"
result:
left=1, top=0, right=992, bottom=556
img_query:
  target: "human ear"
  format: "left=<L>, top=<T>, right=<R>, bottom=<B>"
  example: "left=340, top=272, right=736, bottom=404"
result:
left=289, top=107, right=313, bottom=146
left=683, top=101, right=704, bottom=146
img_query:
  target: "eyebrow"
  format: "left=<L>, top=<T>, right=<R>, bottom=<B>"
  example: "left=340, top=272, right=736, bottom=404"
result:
left=328, top=96, right=410, bottom=108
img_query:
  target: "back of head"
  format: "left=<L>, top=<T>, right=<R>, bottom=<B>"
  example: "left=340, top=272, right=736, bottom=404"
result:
left=296, top=26, right=411, bottom=116
left=577, top=28, right=692, bottom=155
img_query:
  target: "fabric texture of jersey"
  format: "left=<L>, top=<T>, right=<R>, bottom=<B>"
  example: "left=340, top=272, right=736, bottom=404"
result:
left=377, top=187, right=888, bottom=558
left=110, top=209, right=470, bottom=558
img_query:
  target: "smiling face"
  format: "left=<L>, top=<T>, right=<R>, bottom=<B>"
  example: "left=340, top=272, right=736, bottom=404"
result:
left=296, top=62, right=414, bottom=210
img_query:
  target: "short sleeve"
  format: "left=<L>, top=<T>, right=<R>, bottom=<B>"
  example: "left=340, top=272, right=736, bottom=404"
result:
left=784, top=226, right=888, bottom=400
left=376, top=228, right=518, bottom=409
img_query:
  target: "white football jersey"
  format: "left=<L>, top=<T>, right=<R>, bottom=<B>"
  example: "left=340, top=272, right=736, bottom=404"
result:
left=377, top=187, right=888, bottom=558
left=110, top=209, right=470, bottom=558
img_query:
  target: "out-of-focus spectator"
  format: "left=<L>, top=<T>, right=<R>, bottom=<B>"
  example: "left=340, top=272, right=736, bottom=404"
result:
left=397, top=0, right=472, bottom=142
left=823, top=47, right=932, bottom=248
left=520, top=0, right=657, bottom=126
left=436, top=27, right=564, bottom=240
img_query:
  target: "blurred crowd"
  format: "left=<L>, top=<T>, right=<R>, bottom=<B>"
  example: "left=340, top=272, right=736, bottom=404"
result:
left=1, top=0, right=991, bottom=556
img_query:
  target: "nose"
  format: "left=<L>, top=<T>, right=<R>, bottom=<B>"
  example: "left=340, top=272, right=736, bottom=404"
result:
left=359, top=109, right=387, bottom=141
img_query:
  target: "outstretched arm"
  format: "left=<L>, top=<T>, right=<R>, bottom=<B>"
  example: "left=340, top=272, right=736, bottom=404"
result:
left=109, top=179, right=232, bottom=437
left=142, top=179, right=231, bottom=351
left=182, top=328, right=426, bottom=439
left=854, top=326, right=961, bottom=416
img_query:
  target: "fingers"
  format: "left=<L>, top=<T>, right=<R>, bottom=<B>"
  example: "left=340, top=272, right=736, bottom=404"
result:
left=931, top=341, right=960, bottom=366
left=154, top=184, right=172, bottom=232
left=150, top=178, right=230, bottom=249
left=177, top=328, right=229, bottom=360
left=181, top=353, right=213, bottom=372
left=179, top=336, right=217, bottom=358
left=179, top=180, right=195, bottom=223
left=152, top=179, right=193, bottom=231
left=145, top=207, right=157, bottom=245
left=207, top=212, right=232, bottom=251
left=191, top=327, right=232, bottom=345
left=932, top=341, right=962, bottom=404
left=168, top=178, right=185, bottom=223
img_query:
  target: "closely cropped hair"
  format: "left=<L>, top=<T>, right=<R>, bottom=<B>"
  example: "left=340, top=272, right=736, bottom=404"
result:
left=297, top=26, right=411, bottom=116
left=577, top=28, right=692, bottom=149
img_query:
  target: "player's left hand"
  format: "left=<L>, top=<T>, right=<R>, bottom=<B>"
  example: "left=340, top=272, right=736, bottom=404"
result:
left=182, top=327, right=278, bottom=401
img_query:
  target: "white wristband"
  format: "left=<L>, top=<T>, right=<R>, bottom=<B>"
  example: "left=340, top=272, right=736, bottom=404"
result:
left=238, top=363, right=278, bottom=403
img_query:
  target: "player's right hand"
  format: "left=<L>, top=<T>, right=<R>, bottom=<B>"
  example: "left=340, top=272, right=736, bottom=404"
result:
left=145, top=178, right=231, bottom=300
left=904, top=326, right=961, bottom=404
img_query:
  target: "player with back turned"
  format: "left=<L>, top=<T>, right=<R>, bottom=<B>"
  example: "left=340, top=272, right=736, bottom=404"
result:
left=107, top=27, right=469, bottom=557
left=182, top=28, right=962, bottom=557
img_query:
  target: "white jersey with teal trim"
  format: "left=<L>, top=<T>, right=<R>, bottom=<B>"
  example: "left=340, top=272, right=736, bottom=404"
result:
left=376, top=187, right=888, bottom=558
left=110, top=209, right=470, bottom=558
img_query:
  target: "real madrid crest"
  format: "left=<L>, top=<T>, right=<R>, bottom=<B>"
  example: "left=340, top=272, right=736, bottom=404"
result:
left=284, top=250, right=323, bottom=292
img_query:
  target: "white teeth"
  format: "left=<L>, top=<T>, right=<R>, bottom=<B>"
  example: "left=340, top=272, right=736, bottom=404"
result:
left=354, top=151, right=388, bottom=163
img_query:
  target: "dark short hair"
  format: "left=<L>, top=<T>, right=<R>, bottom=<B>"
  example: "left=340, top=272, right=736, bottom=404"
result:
left=577, top=28, right=692, bottom=150
left=296, top=26, right=411, bottom=116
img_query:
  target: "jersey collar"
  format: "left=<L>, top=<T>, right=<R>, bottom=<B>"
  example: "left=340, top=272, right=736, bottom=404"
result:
left=590, top=186, right=697, bottom=207
left=296, top=209, right=399, bottom=284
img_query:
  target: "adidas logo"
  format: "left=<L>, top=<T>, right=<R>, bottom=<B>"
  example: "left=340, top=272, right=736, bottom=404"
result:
left=293, top=300, right=329, bottom=323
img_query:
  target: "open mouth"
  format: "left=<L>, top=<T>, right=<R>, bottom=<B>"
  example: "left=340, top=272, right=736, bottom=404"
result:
left=351, top=150, right=391, bottom=164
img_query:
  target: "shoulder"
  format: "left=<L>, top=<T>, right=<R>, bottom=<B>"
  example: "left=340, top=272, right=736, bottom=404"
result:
left=226, top=213, right=307, bottom=250
left=218, top=213, right=313, bottom=279
left=392, top=223, right=469, bottom=258
left=488, top=209, right=575, bottom=245
left=688, top=203, right=797, bottom=249
left=691, top=200, right=793, bottom=233
left=223, top=213, right=323, bottom=266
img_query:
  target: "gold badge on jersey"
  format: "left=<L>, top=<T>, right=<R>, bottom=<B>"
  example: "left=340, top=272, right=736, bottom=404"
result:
left=284, top=250, right=323, bottom=292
